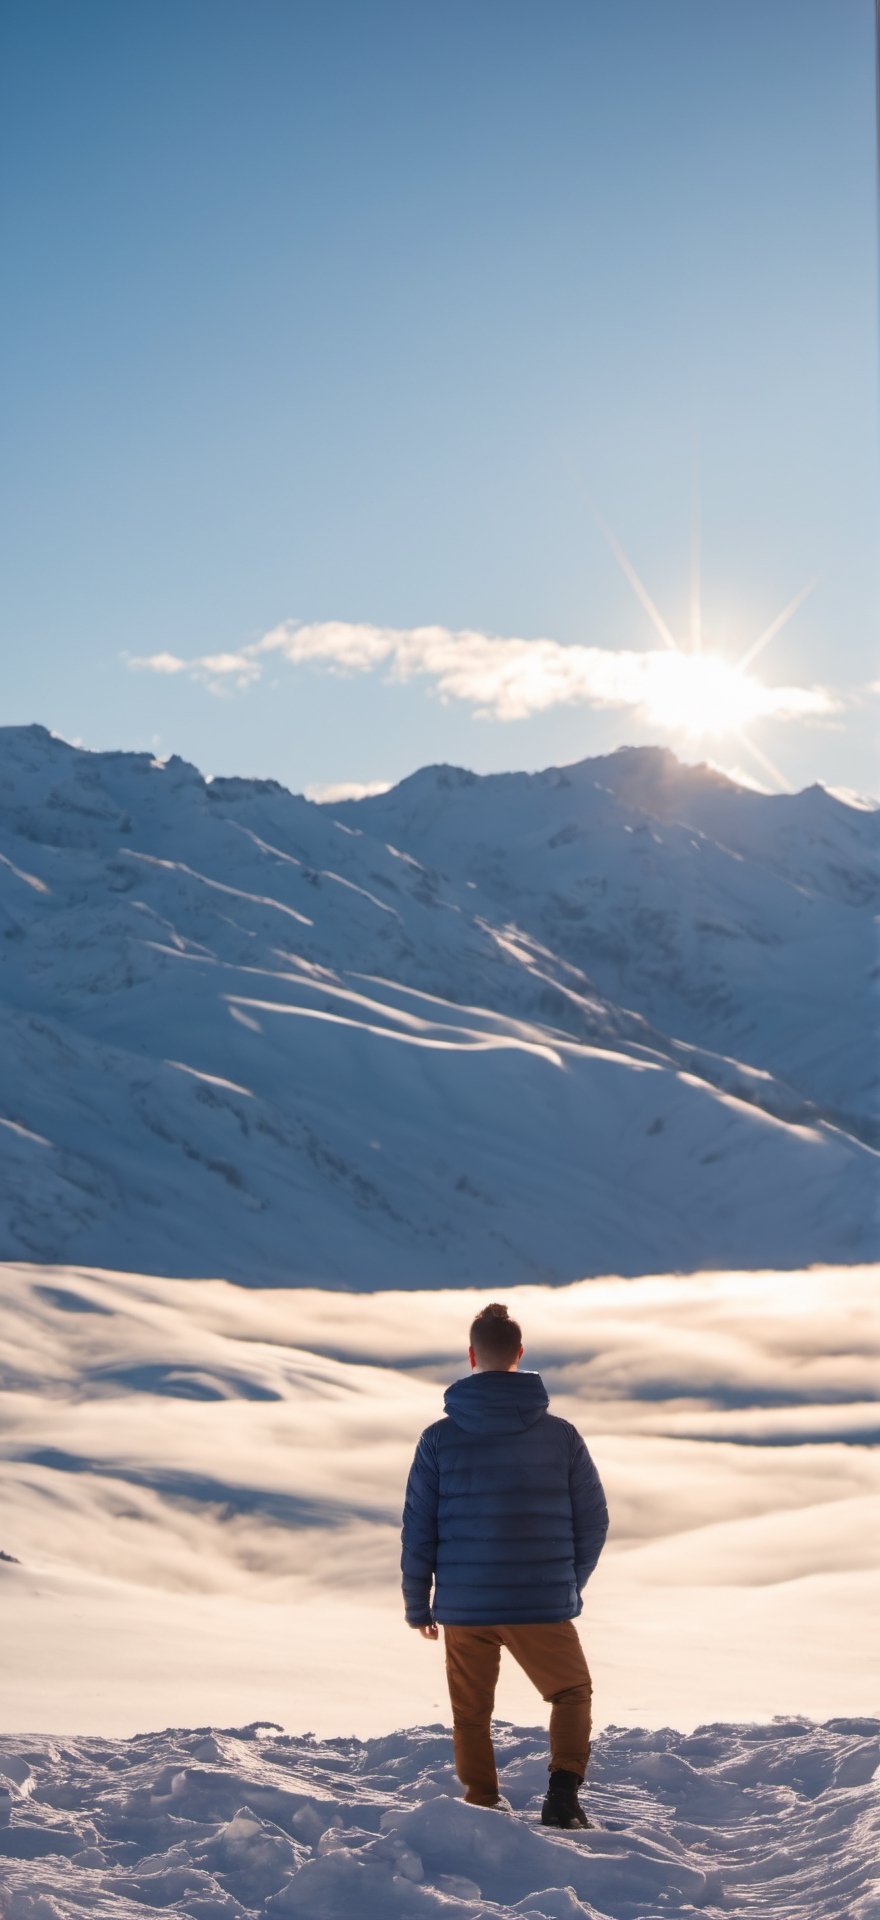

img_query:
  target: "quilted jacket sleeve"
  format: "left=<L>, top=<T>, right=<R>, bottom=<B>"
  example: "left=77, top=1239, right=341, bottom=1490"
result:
left=401, top=1428, right=440, bottom=1626
left=569, top=1428, right=609, bottom=1594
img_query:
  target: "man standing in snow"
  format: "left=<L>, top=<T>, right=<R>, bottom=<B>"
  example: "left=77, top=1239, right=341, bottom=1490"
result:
left=401, top=1302, right=608, bottom=1828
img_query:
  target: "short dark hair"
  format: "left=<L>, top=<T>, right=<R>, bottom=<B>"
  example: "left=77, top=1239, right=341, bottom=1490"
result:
left=469, top=1302, right=522, bottom=1369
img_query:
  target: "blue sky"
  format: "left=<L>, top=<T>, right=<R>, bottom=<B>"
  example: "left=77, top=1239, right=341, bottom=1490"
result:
left=2, top=0, right=877, bottom=797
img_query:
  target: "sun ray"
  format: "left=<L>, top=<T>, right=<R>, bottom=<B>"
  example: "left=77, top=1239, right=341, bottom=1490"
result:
left=731, top=726, right=791, bottom=793
left=573, top=476, right=819, bottom=794
left=737, top=577, right=818, bottom=673
left=595, top=513, right=679, bottom=651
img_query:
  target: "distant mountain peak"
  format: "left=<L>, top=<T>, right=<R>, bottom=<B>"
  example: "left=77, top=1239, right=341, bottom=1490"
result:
left=0, top=720, right=875, bottom=1284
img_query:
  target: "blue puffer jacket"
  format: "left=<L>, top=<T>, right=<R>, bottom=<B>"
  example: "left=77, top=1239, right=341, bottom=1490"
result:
left=401, top=1370, right=609, bottom=1626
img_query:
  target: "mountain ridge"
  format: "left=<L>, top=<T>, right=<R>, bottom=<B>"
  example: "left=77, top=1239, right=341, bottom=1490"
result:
left=0, top=723, right=875, bottom=1285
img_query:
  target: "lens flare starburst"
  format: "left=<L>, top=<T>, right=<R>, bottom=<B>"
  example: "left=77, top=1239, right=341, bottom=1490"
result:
left=595, top=493, right=818, bottom=790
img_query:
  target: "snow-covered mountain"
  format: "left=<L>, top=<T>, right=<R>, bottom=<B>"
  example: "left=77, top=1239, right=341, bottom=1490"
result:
left=0, top=724, right=876, bottom=1285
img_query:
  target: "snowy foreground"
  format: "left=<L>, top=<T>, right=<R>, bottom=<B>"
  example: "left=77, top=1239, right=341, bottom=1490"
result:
left=1, top=1717, right=877, bottom=1920
left=1, top=1264, right=877, bottom=1913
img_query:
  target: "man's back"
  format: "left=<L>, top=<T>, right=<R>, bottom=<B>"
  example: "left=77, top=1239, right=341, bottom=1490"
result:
left=401, top=1302, right=608, bottom=1823
left=402, top=1369, right=608, bottom=1627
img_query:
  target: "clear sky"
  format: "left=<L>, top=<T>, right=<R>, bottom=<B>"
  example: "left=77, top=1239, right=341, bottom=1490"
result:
left=2, top=0, right=877, bottom=798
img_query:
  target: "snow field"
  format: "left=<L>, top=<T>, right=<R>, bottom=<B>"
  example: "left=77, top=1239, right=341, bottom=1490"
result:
left=0, top=1717, right=877, bottom=1919
left=0, top=1263, right=877, bottom=1737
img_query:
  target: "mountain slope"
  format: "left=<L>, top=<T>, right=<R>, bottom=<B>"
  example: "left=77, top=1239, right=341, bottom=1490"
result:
left=0, top=725, right=876, bottom=1285
left=333, top=748, right=878, bottom=1134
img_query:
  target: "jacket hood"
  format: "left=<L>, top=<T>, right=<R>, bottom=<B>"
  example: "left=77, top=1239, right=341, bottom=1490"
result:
left=443, top=1370, right=549, bottom=1436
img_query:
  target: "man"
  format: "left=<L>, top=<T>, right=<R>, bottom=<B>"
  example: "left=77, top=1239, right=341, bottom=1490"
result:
left=401, top=1301, right=609, bottom=1828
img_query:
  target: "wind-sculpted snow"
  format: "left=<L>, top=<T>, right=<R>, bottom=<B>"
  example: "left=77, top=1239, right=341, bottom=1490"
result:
left=0, top=1718, right=877, bottom=1919
left=0, top=726, right=877, bottom=1283
left=1, top=1263, right=877, bottom=1737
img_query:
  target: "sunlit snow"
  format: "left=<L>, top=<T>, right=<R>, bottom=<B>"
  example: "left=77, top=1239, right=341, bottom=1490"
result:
left=1, top=1717, right=877, bottom=1919
left=0, top=726, right=876, bottom=1283
left=1, top=1262, right=876, bottom=1739
left=1, top=725, right=877, bottom=1920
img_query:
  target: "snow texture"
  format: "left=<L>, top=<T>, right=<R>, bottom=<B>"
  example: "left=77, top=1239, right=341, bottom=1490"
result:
left=0, top=1717, right=877, bottom=1920
left=1, top=1262, right=877, bottom=1737
left=1, top=727, right=878, bottom=1917
left=0, top=725, right=877, bottom=1285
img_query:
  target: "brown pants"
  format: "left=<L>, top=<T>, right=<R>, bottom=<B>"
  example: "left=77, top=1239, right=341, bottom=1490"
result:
left=443, top=1620, right=592, bottom=1806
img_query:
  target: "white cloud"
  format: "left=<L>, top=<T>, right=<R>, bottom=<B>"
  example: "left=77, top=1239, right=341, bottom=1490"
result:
left=127, top=651, right=188, bottom=675
left=256, top=620, right=843, bottom=728
left=126, top=649, right=260, bottom=695
left=125, top=621, right=844, bottom=729
left=197, top=652, right=261, bottom=680
left=305, top=778, right=393, bottom=804
left=259, top=620, right=394, bottom=674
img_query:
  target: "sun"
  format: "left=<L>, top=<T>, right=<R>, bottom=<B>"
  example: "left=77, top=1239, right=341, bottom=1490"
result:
left=595, top=508, right=817, bottom=789
left=640, top=648, right=769, bottom=739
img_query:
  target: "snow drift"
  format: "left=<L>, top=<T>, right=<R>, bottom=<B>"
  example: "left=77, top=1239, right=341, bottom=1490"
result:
left=0, top=1717, right=877, bottom=1919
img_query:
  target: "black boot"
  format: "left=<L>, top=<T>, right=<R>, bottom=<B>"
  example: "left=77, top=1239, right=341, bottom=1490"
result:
left=541, top=1768, right=593, bottom=1829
